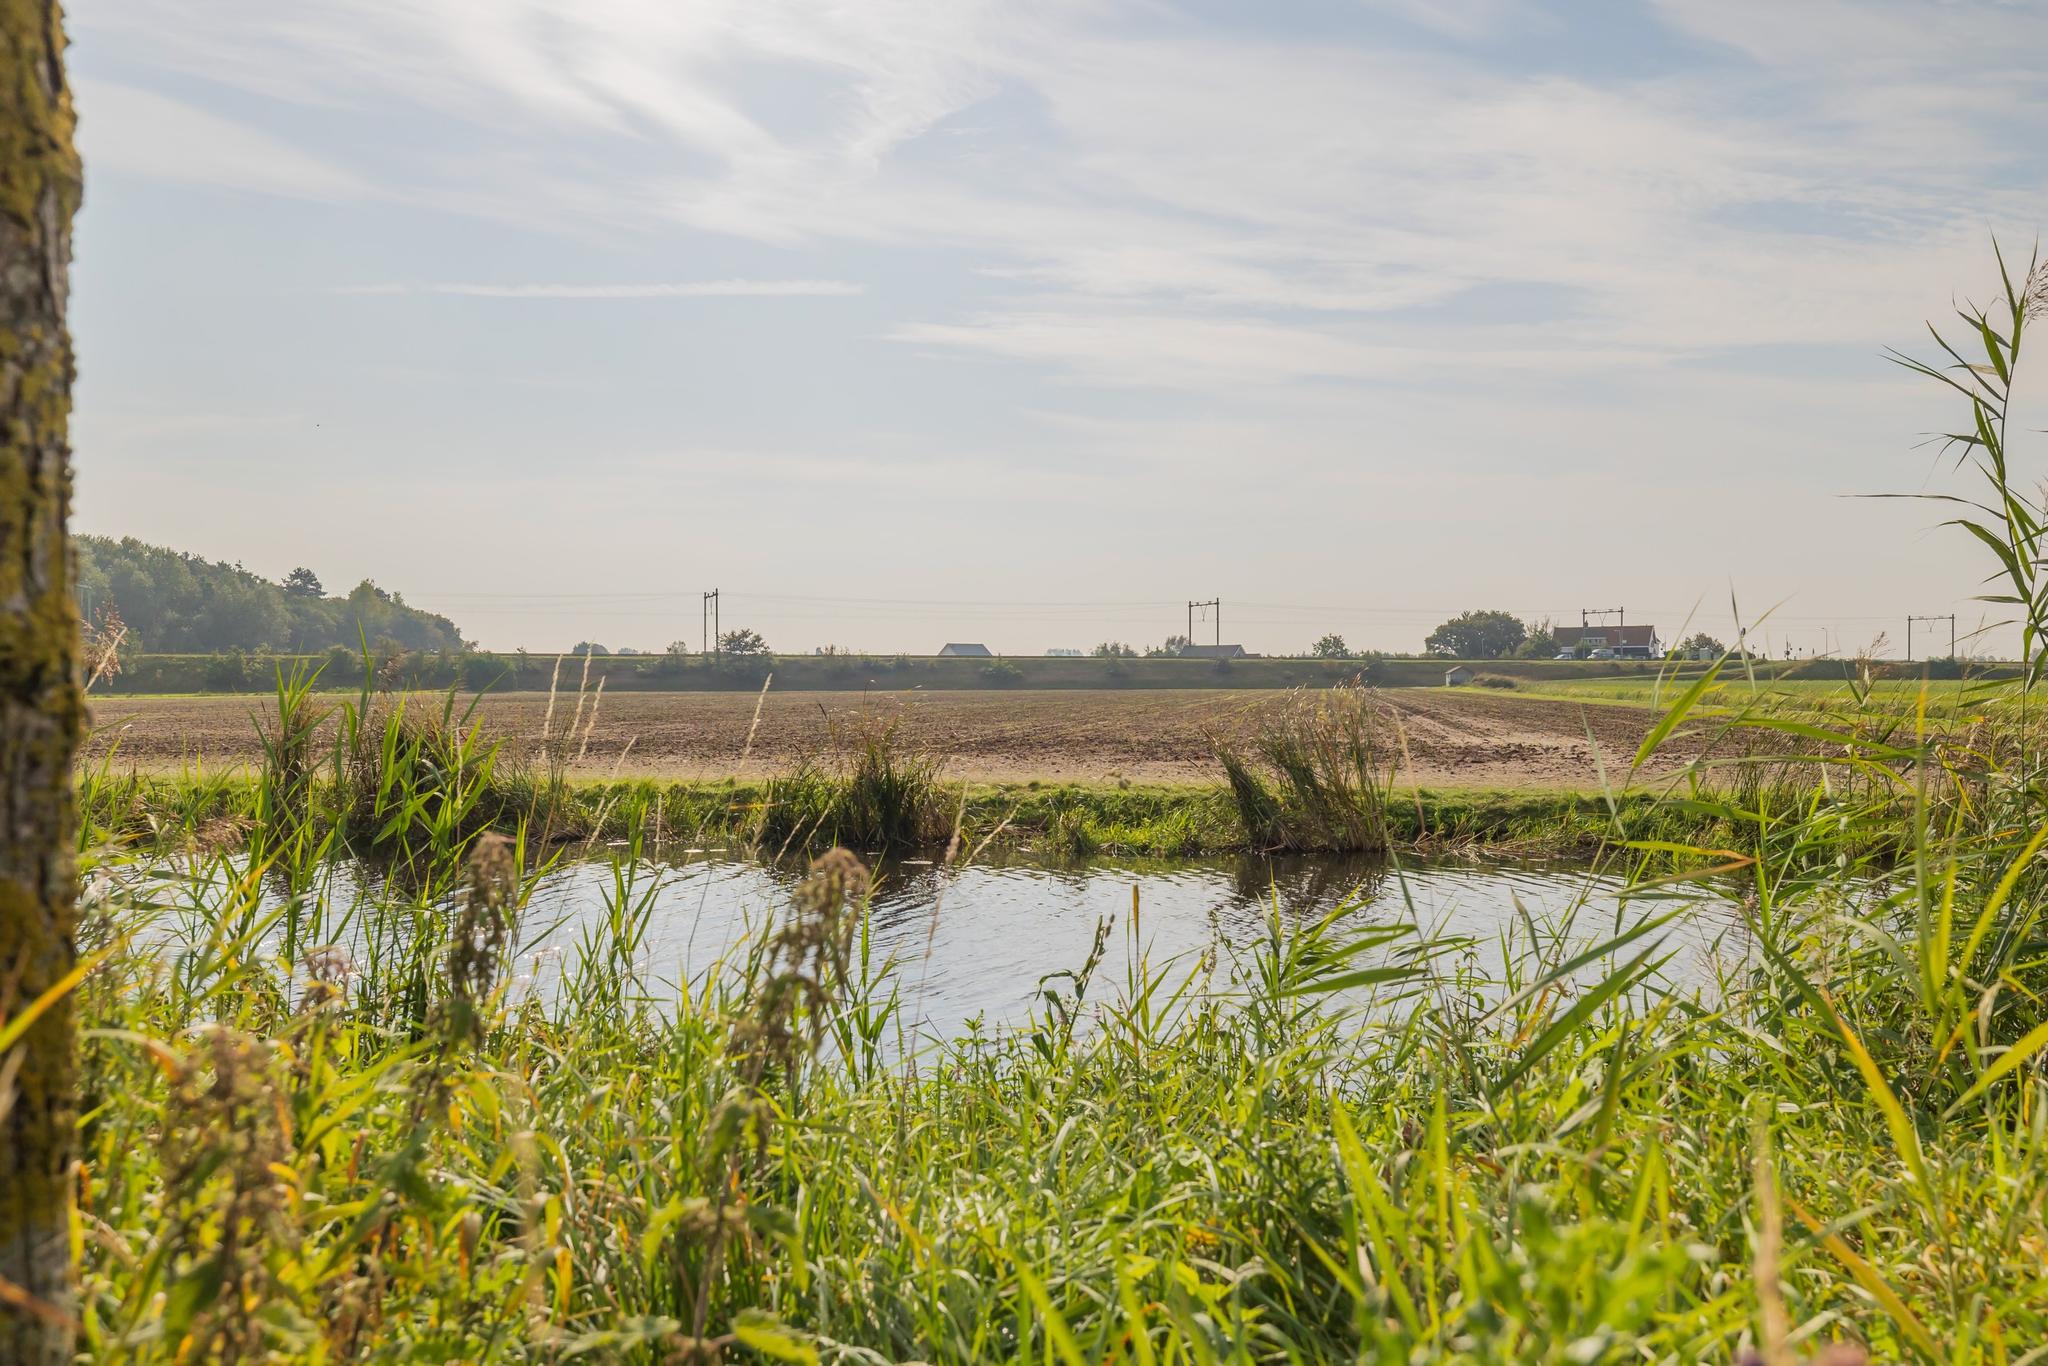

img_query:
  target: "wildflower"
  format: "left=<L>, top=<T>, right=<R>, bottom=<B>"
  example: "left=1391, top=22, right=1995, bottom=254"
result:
left=445, top=832, right=518, bottom=1043
left=160, top=1027, right=304, bottom=1361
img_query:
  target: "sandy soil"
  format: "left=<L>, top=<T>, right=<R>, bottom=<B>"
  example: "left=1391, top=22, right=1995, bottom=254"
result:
left=81, top=688, right=1727, bottom=790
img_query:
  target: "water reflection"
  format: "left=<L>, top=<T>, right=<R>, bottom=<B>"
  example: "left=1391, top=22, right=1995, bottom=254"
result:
left=125, top=846, right=1743, bottom=1039
left=507, top=850, right=1741, bottom=1036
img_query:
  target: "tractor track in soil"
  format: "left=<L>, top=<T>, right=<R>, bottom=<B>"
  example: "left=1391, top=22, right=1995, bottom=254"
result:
left=82, top=687, right=1741, bottom=790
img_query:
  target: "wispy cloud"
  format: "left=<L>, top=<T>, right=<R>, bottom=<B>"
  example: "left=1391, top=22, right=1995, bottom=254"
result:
left=63, top=0, right=2047, bottom=652
left=73, top=77, right=369, bottom=201
left=81, top=0, right=2045, bottom=382
left=333, top=279, right=865, bottom=299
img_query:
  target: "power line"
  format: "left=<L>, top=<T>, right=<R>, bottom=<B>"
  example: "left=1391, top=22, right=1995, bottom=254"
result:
left=419, top=586, right=1932, bottom=625
left=1906, top=614, right=1956, bottom=662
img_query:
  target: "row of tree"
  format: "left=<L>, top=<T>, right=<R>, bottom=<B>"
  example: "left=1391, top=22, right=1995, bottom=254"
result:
left=1090, top=635, right=1200, bottom=658
left=74, top=536, right=469, bottom=655
left=572, top=630, right=773, bottom=657
left=1421, top=610, right=1723, bottom=660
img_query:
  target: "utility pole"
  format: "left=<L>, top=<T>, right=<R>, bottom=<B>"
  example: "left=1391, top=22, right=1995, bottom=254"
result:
left=702, top=589, right=720, bottom=657
left=1580, top=606, right=1625, bottom=628
left=1906, top=614, right=1957, bottom=662
left=1188, top=598, right=1220, bottom=646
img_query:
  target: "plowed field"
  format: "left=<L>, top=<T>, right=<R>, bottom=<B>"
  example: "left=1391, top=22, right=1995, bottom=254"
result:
left=82, top=688, right=1739, bottom=789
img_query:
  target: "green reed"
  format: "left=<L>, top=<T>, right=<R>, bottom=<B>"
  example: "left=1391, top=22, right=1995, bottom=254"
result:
left=64, top=752, right=2048, bottom=1361
left=40, top=241, right=2048, bottom=1365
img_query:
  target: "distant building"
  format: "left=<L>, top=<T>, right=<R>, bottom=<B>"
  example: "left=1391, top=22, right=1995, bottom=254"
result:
left=1558, top=624, right=1660, bottom=659
left=937, top=642, right=993, bottom=657
left=1177, top=643, right=1249, bottom=660
left=1445, top=665, right=1475, bottom=686
left=1045, top=648, right=1083, bottom=657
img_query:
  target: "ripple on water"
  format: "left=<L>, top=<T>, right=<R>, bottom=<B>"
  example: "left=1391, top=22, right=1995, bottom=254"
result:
left=509, top=851, right=1745, bottom=1035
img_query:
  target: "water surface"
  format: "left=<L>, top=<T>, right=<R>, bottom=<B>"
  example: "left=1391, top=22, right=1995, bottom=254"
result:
left=506, top=851, right=1744, bottom=1034
left=132, top=848, right=1748, bottom=1037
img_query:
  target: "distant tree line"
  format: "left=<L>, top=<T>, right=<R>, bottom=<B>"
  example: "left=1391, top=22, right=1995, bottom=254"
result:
left=1421, top=610, right=1734, bottom=660
left=1423, top=610, right=1534, bottom=659
left=1420, top=610, right=1582, bottom=660
left=1093, top=635, right=1197, bottom=659
left=74, top=536, right=468, bottom=654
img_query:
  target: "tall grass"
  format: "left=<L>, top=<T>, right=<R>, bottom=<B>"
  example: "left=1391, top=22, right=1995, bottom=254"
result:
left=1214, top=686, right=1398, bottom=851
left=35, top=242, right=2048, bottom=1363
left=61, top=758, right=2048, bottom=1360
left=55, top=672, right=2048, bottom=1360
left=751, top=708, right=951, bottom=855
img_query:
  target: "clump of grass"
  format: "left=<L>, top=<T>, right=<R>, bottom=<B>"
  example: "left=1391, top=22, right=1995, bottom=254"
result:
left=331, top=682, right=531, bottom=886
left=254, top=661, right=328, bottom=823
left=76, top=759, right=258, bottom=851
left=1213, top=686, right=1397, bottom=851
left=752, top=708, right=950, bottom=853
left=1473, top=672, right=1517, bottom=689
left=836, top=711, right=949, bottom=847
left=1041, top=792, right=1102, bottom=858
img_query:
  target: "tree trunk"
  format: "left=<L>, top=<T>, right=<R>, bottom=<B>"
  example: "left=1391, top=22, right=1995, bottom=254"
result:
left=0, top=1, right=82, bottom=1361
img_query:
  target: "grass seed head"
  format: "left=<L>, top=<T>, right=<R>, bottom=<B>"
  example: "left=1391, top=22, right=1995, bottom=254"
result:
left=444, top=832, right=518, bottom=1043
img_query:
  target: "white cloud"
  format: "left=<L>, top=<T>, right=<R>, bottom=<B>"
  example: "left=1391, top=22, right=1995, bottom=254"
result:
left=72, top=2, right=2046, bottom=339
left=1650, top=0, right=2048, bottom=75
left=62, top=0, right=2048, bottom=653
left=74, top=77, right=370, bottom=201
left=1358, top=0, right=1551, bottom=41
left=889, top=307, right=1680, bottom=388
left=335, top=279, right=864, bottom=299
left=69, top=1, right=2047, bottom=385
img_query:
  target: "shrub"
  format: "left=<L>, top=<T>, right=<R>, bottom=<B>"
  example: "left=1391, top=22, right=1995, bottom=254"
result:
left=463, top=653, right=508, bottom=691
left=203, top=649, right=253, bottom=690
left=321, top=644, right=361, bottom=685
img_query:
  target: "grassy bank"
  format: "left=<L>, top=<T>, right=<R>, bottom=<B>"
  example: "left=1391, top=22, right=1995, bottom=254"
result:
left=55, top=637, right=2048, bottom=1363
left=81, top=666, right=1978, bottom=869
left=1493, top=673, right=2011, bottom=711
left=65, top=720, right=2048, bottom=1361
left=81, top=766, right=1933, bottom=867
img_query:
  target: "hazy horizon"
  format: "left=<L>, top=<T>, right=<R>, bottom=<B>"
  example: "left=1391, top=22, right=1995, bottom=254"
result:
left=65, top=0, right=2048, bottom=658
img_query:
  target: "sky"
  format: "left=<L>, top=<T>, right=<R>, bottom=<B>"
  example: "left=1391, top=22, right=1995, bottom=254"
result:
left=63, top=0, right=2048, bottom=658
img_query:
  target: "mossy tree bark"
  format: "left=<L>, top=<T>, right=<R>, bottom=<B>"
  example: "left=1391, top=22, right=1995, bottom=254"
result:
left=0, top=0, right=82, bottom=1361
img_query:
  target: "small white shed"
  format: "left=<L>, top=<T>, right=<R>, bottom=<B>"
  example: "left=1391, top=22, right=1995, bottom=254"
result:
left=1444, top=665, right=1475, bottom=686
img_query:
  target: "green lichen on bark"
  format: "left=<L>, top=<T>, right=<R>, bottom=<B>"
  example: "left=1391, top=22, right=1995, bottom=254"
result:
left=0, top=1, right=82, bottom=1361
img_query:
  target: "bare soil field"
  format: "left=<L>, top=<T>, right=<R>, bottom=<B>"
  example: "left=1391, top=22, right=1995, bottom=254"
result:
left=81, top=688, right=1734, bottom=789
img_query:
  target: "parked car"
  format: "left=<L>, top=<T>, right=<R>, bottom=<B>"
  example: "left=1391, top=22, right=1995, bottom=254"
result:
left=1589, top=648, right=1616, bottom=660
left=1554, top=650, right=1577, bottom=660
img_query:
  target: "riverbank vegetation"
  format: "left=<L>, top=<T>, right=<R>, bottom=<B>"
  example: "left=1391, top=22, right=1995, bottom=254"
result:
left=79, top=652, right=2000, bottom=869
left=37, top=249, right=2048, bottom=1361
left=62, top=657, right=2048, bottom=1361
